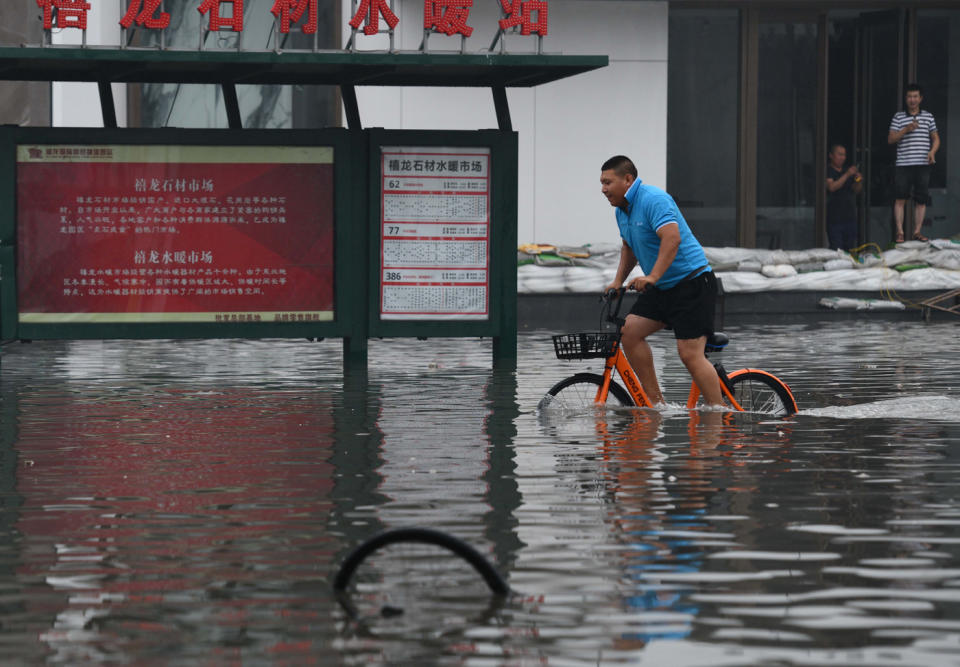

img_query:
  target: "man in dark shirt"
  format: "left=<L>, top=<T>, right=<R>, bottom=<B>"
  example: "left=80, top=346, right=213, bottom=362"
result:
left=825, top=144, right=862, bottom=251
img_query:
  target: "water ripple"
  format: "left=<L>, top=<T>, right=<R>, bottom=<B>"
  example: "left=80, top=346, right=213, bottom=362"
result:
left=1, top=323, right=960, bottom=663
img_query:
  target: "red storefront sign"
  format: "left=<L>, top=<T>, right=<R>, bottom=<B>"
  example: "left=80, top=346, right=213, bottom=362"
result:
left=16, top=144, right=335, bottom=325
left=35, top=0, right=548, bottom=39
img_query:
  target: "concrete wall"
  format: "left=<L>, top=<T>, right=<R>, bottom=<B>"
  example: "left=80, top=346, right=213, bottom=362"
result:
left=0, top=4, right=50, bottom=125
left=944, top=13, right=960, bottom=234
left=37, top=1, right=668, bottom=248
left=50, top=4, right=127, bottom=128
left=343, top=0, right=669, bottom=248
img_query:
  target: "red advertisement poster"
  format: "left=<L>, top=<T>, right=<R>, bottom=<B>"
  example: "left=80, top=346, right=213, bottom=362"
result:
left=16, top=144, right=334, bottom=324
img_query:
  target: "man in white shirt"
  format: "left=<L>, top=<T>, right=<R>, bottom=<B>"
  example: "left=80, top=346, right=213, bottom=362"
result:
left=888, top=83, right=940, bottom=243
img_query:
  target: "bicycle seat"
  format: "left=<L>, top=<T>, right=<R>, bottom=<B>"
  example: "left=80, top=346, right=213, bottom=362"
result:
left=706, top=332, right=729, bottom=352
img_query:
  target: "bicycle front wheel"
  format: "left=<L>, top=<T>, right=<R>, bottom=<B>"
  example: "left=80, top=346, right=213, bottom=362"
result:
left=725, top=370, right=797, bottom=416
left=539, top=373, right=634, bottom=412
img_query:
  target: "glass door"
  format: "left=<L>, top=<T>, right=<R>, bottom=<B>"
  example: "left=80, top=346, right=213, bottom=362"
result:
left=855, top=10, right=906, bottom=247
left=755, top=17, right=819, bottom=250
left=917, top=9, right=959, bottom=241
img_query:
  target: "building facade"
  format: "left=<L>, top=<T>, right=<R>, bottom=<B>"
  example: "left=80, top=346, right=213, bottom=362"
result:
left=669, top=2, right=959, bottom=251
left=20, top=1, right=960, bottom=250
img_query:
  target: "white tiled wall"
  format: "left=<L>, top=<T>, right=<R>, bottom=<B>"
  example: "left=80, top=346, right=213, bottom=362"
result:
left=51, top=2, right=126, bottom=128
left=47, top=1, right=669, bottom=248
left=343, top=0, right=669, bottom=247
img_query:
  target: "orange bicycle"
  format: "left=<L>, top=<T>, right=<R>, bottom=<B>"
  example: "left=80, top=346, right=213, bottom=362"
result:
left=540, top=288, right=798, bottom=417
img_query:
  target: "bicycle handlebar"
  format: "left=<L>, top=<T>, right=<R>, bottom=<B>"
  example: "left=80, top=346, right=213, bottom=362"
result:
left=601, top=287, right=628, bottom=327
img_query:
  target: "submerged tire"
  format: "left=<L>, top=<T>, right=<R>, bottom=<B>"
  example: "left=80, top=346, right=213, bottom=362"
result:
left=725, top=370, right=797, bottom=416
left=539, top=373, right=634, bottom=411
left=334, top=527, right=509, bottom=596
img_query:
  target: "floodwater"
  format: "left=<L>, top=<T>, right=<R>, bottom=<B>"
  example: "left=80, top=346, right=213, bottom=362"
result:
left=0, top=319, right=959, bottom=665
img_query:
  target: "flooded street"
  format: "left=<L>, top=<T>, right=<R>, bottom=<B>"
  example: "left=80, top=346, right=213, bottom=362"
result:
left=1, top=319, right=959, bottom=664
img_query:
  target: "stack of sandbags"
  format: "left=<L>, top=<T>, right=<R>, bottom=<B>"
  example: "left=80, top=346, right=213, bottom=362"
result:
left=516, top=239, right=960, bottom=293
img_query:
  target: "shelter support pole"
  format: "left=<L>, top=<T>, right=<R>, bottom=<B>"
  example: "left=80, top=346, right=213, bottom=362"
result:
left=97, top=81, right=118, bottom=128
left=343, top=336, right=368, bottom=365
left=492, top=86, right=512, bottom=132
left=340, top=85, right=362, bottom=130
left=493, top=130, right=518, bottom=367
left=221, top=83, right=242, bottom=129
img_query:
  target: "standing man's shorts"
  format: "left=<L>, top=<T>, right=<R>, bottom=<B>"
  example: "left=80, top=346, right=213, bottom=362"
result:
left=628, top=270, right=717, bottom=340
left=894, top=165, right=932, bottom=204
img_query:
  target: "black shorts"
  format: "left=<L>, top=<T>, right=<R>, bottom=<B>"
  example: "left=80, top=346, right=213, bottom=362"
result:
left=629, top=270, right=717, bottom=340
left=894, top=165, right=931, bottom=204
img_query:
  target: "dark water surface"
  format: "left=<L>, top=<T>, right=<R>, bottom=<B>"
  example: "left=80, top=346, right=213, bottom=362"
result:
left=1, top=320, right=958, bottom=665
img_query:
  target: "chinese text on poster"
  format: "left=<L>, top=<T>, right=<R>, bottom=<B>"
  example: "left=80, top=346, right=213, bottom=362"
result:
left=17, top=144, right=334, bottom=324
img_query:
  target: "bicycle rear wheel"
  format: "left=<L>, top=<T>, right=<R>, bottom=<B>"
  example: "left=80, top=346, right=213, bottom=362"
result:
left=725, top=370, right=797, bottom=416
left=538, top=373, right=634, bottom=412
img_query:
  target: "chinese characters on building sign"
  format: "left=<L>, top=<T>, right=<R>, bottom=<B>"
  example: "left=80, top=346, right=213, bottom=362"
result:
left=36, top=0, right=91, bottom=30
left=348, top=0, right=399, bottom=36
left=425, top=0, right=474, bottom=37
left=497, top=0, right=547, bottom=36
left=379, top=146, right=490, bottom=321
left=36, top=0, right=547, bottom=43
left=270, top=0, right=317, bottom=35
left=197, top=0, right=244, bottom=32
left=119, top=0, right=170, bottom=30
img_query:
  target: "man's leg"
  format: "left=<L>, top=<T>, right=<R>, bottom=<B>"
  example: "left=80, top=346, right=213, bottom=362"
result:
left=892, top=166, right=910, bottom=242
left=893, top=199, right=906, bottom=240
left=620, top=314, right=665, bottom=405
left=676, top=336, right=723, bottom=406
left=912, top=166, right=931, bottom=238
left=826, top=224, right=842, bottom=251
left=913, top=202, right=927, bottom=236
left=843, top=224, right=858, bottom=252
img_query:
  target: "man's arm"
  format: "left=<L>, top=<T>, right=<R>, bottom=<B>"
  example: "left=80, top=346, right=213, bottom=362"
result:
left=929, top=130, right=941, bottom=163
left=630, top=223, right=680, bottom=292
left=888, top=118, right=918, bottom=145
left=828, top=166, right=862, bottom=193
left=605, top=240, right=638, bottom=292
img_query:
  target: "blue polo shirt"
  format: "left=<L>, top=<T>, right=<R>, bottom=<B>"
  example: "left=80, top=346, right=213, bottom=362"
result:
left=615, top=179, right=709, bottom=290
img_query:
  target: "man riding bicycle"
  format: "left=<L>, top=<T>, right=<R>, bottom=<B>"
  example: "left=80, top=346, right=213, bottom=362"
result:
left=600, top=155, right=722, bottom=407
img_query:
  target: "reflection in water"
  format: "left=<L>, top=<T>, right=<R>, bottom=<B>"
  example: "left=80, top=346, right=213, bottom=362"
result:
left=9, top=382, right=341, bottom=662
left=0, top=320, right=958, bottom=663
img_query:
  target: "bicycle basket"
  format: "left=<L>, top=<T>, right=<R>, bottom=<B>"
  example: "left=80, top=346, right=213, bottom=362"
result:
left=552, top=332, right=618, bottom=360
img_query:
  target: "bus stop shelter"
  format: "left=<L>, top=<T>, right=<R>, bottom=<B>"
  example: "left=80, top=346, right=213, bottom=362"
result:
left=0, top=45, right=607, bottom=367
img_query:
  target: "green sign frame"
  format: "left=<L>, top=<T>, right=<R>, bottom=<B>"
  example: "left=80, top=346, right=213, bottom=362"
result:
left=0, top=126, right=518, bottom=361
left=366, top=129, right=517, bottom=357
left=0, top=126, right=357, bottom=343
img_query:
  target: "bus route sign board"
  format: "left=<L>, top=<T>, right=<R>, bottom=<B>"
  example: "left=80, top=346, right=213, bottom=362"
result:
left=367, top=129, right=517, bottom=341
left=379, top=145, right=491, bottom=321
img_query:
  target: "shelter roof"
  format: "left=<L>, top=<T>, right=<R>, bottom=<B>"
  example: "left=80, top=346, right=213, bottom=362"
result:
left=0, top=46, right=607, bottom=88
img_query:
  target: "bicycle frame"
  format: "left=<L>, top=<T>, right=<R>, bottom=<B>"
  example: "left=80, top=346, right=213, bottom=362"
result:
left=596, top=340, right=747, bottom=411
left=556, top=287, right=798, bottom=415
left=597, top=339, right=650, bottom=406
left=591, top=288, right=745, bottom=411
